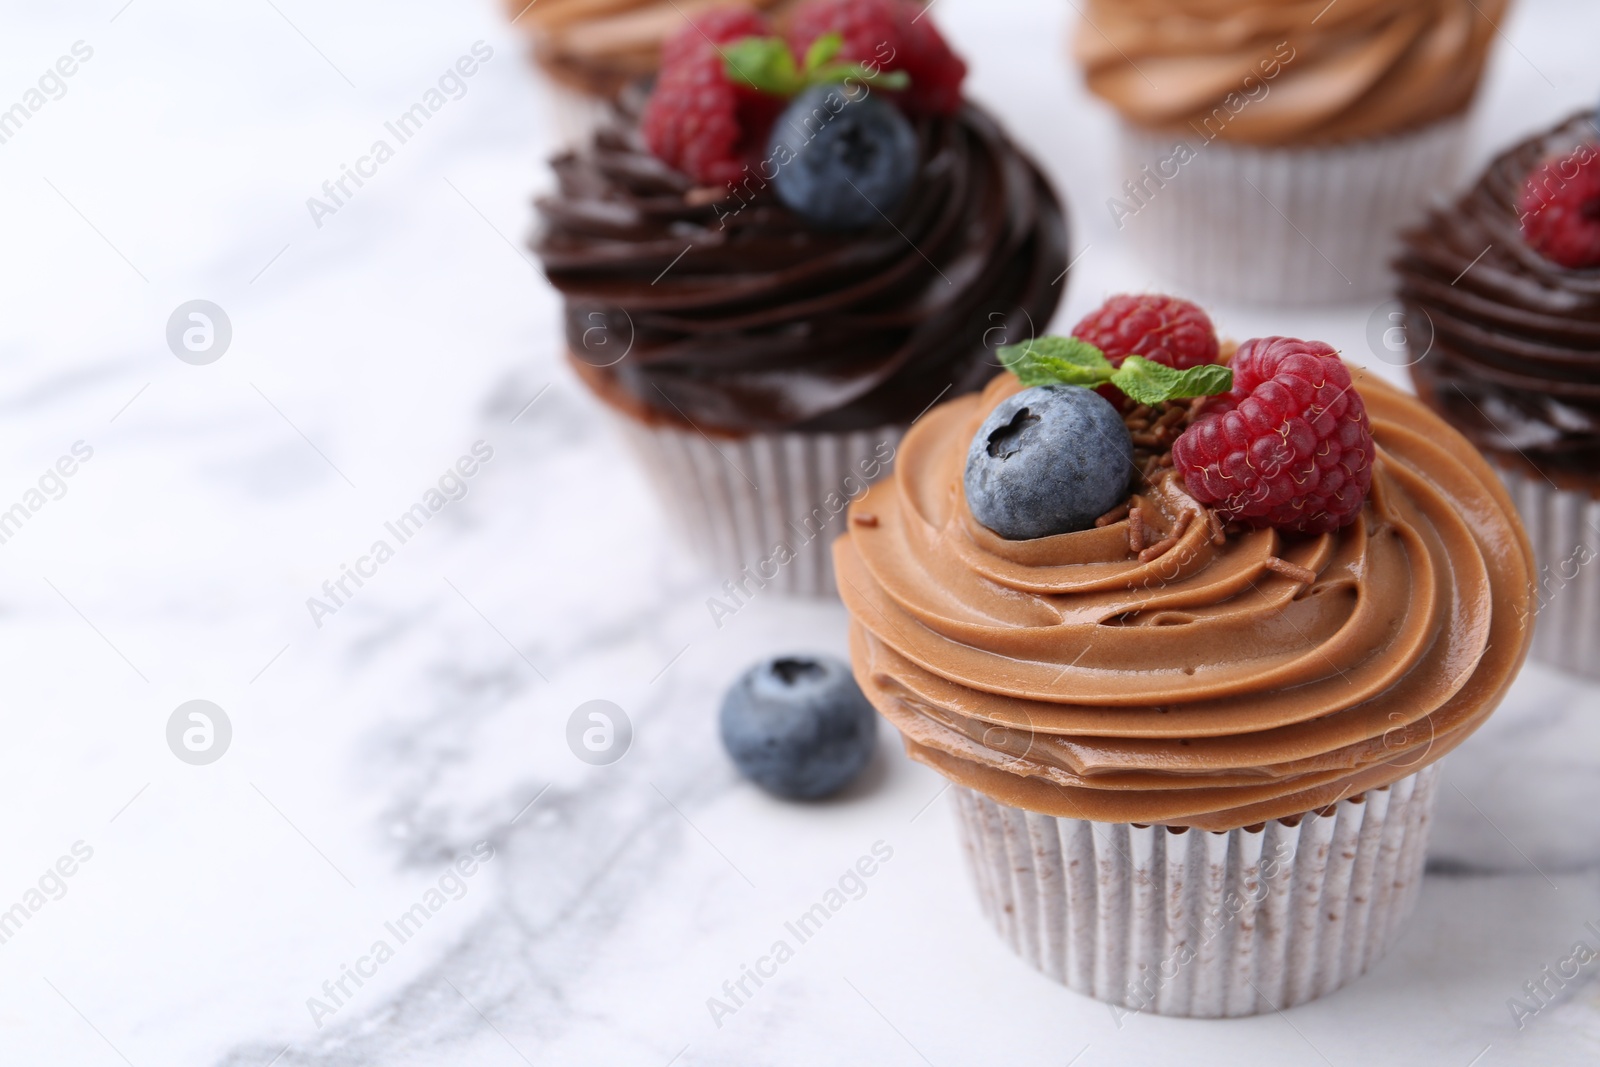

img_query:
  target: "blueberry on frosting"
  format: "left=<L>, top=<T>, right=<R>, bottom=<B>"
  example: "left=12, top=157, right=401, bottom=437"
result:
left=768, top=85, right=918, bottom=229
left=963, top=385, right=1134, bottom=540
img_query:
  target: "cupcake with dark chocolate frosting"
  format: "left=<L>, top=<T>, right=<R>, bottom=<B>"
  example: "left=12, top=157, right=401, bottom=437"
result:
left=535, top=0, right=1069, bottom=594
left=836, top=294, right=1533, bottom=1014
left=1397, top=109, right=1600, bottom=678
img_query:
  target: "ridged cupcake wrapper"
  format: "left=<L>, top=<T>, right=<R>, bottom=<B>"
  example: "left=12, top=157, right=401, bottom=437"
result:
left=616, top=419, right=903, bottom=598
left=1496, top=464, right=1600, bottom=679
left=951, top=763, right=1440, bottom=1017
left=1117, top=119, right=1465, bottom=304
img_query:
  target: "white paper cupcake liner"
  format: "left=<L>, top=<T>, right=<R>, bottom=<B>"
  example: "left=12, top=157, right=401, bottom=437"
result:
left=1496, top=463, right=1600, bottom=679
left=951, top=762, right=1440, bottom=1017
left=1116, top=119, right=1466, bottom=305
left=616, top=419, right=903, bottom=597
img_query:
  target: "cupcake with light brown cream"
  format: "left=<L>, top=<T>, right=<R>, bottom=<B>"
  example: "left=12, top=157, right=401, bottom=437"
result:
left=835, top=292, right=1534, bottom=1015
left=1073, top=0, right=1508, bottom=303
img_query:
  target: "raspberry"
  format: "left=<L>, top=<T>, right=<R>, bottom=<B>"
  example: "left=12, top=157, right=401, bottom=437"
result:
left=1073, top=293, right=1219, bottom=371
left=1171, top=337, right=1374, bottom=535
left=642, top=9, right=783, bottom=185
left=786, top=0, right=966, bottom=117
left=1519, top=145, right=1600, bottom=269
left=892, top=5, right=966, bottom=116
left=1072, top=293, right=1219, bottom=405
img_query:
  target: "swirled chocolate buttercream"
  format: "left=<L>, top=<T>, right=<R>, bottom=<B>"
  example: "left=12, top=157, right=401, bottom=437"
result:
left=1399, top=111, right=1600, bottom=484
left=836, top=370, right=1534, bottom=830
left=534, top=96, right=1069, bottom=434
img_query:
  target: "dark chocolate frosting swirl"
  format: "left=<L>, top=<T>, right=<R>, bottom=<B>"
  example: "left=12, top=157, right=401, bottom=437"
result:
left=1397, top=111, right=1600, bottom=485
left=533, top=94, right=1069, bottom=434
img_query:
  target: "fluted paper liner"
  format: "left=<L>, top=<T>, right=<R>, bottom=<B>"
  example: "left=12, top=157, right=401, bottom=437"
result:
left=1497, top=464, right=1600, bottom=680
left=951, top=763, right=1440, bottom=1017
left=1117, top=119, right=1465, bottom=304
left=618, top=420, right=903, bottom=597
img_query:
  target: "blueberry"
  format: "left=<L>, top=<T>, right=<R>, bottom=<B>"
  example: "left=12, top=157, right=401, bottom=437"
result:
left=719, top=655, right=877, bottom=800
left=964, top=385, right=1134, bottom=540
left=768, top=85, right=918, bottom=230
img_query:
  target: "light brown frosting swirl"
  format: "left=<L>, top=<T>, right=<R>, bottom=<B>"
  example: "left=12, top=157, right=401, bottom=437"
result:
left=835, top=370, right=1534, bottom=831
left=509, top=0, right=797, bottom=97
left=1074, top=0, right=1507, bottom=145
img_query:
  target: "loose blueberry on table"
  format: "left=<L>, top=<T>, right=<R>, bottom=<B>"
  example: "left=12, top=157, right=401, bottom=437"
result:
left=720, top=655, right=877, bottom=800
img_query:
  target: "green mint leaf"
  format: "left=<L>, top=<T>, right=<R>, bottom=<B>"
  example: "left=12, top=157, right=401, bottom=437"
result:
left=997, top=336, right=1115, bottom=388
left=723, top=37, right=803, bottom=96
left=806, top=62, right=912, bottom=91
left=803, top=31, right=843, bottom=73
left=1109, top=356, right=1233, bottom=406
left=724, top=34, right=913, bottom=97
left=861, top=66, right=911, bottom=90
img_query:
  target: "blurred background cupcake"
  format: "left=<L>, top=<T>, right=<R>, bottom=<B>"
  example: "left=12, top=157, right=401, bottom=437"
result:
left=532, top=0, right=1069, bottom=596
left=500, top=0, right=798, bottom=143
left=836, top=298, right=1533, bottom=1014
left=1397, top=108, right=1600, bottom=679
left=1074, top=0, right=1507, bottom=304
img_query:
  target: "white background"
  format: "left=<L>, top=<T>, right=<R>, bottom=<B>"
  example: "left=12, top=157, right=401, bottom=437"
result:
left=1, top=0, right=1598, bottom=1064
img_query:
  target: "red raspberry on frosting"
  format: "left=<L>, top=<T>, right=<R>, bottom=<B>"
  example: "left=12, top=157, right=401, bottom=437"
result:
left=642, top=8, right=784, bottom=185
left=1073, top=293, right=1219, bottom=371
left=1171, top=337, right=1374, bottom=535
left=786, top=0, right=966, bottom=117
left=1072, top=293, right=1220, bottom=404
left=1519, top=145, right=1600, bottom=269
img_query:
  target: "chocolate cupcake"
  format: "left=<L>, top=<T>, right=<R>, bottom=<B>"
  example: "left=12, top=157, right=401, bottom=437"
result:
left=1398, top=109, right=1600, bottom=678
left=1075, top=0, right=1505, bottom=303
left=836, top=295, right=1533, bottom=1014
left=534, top=2, right=1068, bottom=594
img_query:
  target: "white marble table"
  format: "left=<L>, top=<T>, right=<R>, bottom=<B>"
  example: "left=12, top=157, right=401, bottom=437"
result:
left=2, top=0, right=1599, bottom=1063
